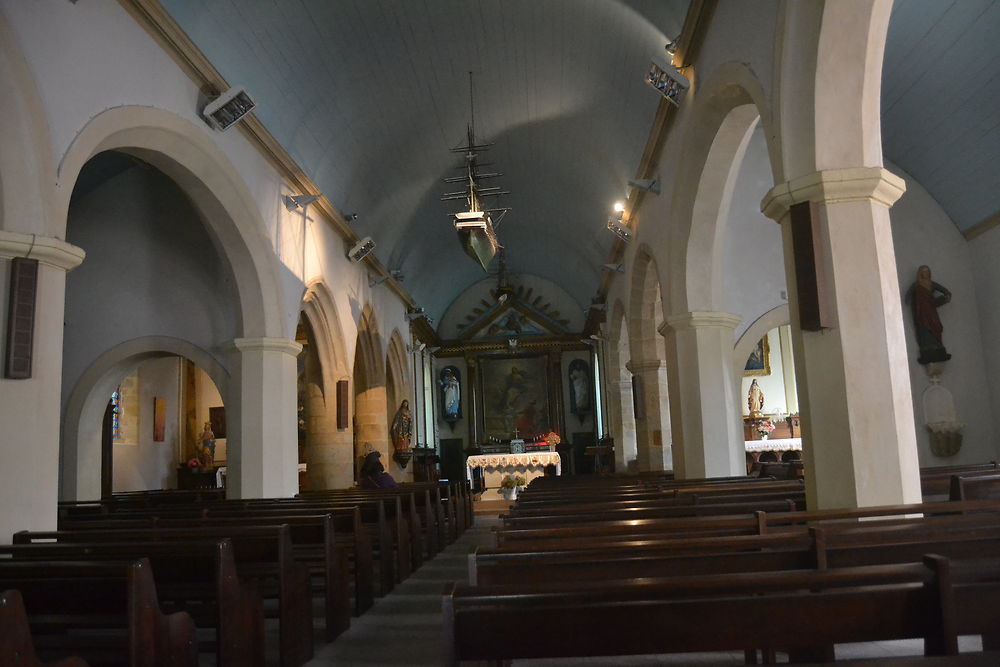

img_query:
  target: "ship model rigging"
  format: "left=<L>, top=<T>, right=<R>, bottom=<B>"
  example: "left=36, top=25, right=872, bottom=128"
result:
left=440, top=74, right=510, bottom=271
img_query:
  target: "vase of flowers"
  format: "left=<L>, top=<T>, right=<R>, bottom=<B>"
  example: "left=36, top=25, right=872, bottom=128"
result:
left=499, top=474, right=526, bottom=500
left=756, top=419, right=776, bottom=441
left=544, top=431, right=561, bottom=452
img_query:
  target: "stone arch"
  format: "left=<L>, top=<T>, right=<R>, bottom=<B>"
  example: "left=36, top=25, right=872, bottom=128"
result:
left=353, top=304, right=388, bottom=477
left=775, top=0, right=894, bottom=177
left=628, top=244, right=666, bottom=363
left=606, top=300, right=638, bottom=471
left=667, top=62, right=777, bottom=313
left=734, top=305, right=791, bottom=378
left=299, top=281, right=354, bottom=489
left=55, top=106, right=285, bottom=338
left=61, top=336, right=229, bottom=501
left=0, top=11, right=56, bottom=235
left=626, top=245, right=671, bottom=471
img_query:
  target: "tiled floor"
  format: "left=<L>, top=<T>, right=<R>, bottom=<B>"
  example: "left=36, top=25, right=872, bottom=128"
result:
left=304, top=513, right=983, bottom=666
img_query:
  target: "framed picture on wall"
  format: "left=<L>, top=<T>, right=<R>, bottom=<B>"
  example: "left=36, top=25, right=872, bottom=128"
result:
left=743, top=335, right=771, bottom=377
left=480, top=354, right=550, bottom=440
left=209, top=406, right=226, bottom=439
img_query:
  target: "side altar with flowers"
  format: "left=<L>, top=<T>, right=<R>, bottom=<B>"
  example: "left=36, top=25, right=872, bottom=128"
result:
left=467, top=431, right=562, bottom=501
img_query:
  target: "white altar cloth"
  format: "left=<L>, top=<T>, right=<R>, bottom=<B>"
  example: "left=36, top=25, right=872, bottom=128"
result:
left=745, top=437, right=802, bottom=453
left=466, top=452, right=561, bottom=500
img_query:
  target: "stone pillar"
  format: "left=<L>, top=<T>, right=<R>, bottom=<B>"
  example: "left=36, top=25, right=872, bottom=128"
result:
left=661, top=312, right=743, bottom=479
left=354, top=385, right=389, bottom=470
left=609, top=378, right=638, bottom=471
left=0, top=232, right=85, bottom=537
left=624, top=359, right=671, bottom=471
left=761, top=167, right=919, bottom=509
left=230, top=337, right=302, bottom=498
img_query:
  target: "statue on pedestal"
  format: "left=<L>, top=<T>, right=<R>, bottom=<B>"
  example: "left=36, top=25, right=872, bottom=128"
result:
left=748, top=379, right=764, bottom=418
left=905, top=265, right=952, bottom=364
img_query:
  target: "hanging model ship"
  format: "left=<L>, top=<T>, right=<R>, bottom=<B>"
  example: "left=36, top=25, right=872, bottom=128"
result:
left=440, top=78, right=510, bottom=271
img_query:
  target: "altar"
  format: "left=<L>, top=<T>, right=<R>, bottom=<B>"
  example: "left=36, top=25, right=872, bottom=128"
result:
left=466, top=452, right=562, bottom=501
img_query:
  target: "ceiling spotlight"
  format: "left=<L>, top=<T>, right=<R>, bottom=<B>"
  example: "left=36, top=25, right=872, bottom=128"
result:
left=664, top=38, right=678, bottom=57
left=406, top=307, right=426, bottom=321
left=602, top=263, right=625, bottom=273
left=283, top=194, right=321, bottom=212
left=646, top=56, right=689, bottom=107
left=628, top=177, right=661, bottom=195
left=345, top=213, right=359, bottom=222
left=368, top=275, right=389, bottom=288
left=348, top=237, right=376, bottom=263
left=613, top=201, right=626, bottom=213
left=607, top=217, right=631, bottom=243
left=390, top=269, right=404, bottom=282
left=202, top=85, right=255, bottom=131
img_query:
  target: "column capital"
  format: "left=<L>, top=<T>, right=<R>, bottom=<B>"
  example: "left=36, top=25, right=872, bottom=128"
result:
left=760, top=167, right=906, bottom=222
left=0, top=230, right=85, bottom=271
left=626, top=359, right=665, bottom=374
left=232, top=337, right=303, bottom=357
left=662, top=311, right=741, bottom=334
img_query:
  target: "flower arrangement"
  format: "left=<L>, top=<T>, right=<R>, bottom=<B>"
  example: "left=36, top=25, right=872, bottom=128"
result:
left=186, top=457, right=202, bottom=469
left=755, top=419, right=776, bottom=438
left=499, top=474, right=526, bottom=490
left=544, top=431, right=561, bottom=447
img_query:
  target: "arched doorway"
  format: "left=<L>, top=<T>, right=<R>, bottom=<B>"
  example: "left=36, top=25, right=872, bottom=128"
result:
left=61, top=149, right=240, bottom=499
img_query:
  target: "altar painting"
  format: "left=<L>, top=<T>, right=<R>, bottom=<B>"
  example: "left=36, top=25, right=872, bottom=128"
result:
left=481, top=355, right=550, bottom=439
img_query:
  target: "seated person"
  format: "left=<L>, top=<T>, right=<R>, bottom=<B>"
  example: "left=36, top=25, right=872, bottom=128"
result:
left=359, top=450, right=398, bottom=489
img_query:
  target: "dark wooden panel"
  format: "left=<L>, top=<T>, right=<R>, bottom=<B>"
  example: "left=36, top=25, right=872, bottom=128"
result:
left=5, top=257, right=39, bottom=379
left=789, top=201, right=831, bottom=331
left=336, top=379, right=349, bottom=429
left=631, top=373, right=645, bottom=420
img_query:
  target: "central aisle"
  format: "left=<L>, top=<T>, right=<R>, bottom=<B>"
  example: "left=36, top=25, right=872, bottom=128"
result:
left=305, top=517, right=498, bottom=666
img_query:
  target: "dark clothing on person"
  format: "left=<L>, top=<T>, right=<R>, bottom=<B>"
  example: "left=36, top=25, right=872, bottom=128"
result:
left=359, top=451, right=398, bottom=489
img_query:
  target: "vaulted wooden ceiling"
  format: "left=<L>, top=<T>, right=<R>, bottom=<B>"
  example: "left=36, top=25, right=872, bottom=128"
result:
left=159, top=0, right=999, bottom=324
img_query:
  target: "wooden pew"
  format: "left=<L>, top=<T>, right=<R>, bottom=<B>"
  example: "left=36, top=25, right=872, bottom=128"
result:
left=13, top=526, right=311, bottom=667
left=61, top=497, right=400, bottom=598
left=1, top=540, right=263, bottom=667
left=444, top=559, right=959, bottom=664
left=921, top=462, right=999, bottom=497
left=473, top=515, right=1000, bottom=587
left=0, top=559, right=197, bottom=667
left=950, top=473, right=1000, bottom=501
left=0, top=589, right=89, bottom=667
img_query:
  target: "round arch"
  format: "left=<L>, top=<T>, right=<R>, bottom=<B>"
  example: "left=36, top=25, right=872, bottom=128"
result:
left=0, top=11, right=56, bottom=235
left=734, top=304, right=791, bottom=378
left=606, top=299, right=638, bottom=471
left=627, top=243, right=666, bottom=364
left=666, top=61, right=779, bottom=313
left=55, top=106, right=285, bottom=338
left=775, top=1, right=893, bottom=177
left=61, top=336, right=229, bottom=501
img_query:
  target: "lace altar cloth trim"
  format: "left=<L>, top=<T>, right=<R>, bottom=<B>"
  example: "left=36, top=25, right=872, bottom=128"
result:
left=466, top=452, right=562, bottom=468
left=745, top=438, right=802, bottom=453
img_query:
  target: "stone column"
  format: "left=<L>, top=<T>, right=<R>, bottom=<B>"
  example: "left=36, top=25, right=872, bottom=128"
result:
left=609, top=378, right=638, bottom=470
left=230, top=337, right=302, bottom=498
left=624, top=358, right=671, bottom=471
left=661, top=312, right=743, bottom=479
left=0, top=231, right=85, bottom=536
left=761, top=167, right=919, bottom=508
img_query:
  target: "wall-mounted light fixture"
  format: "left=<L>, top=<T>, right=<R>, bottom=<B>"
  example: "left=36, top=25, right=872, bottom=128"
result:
left=606, top=204, right=631, bottom=243
left=283, top=194, right=322, bottom=212
left=628, top=177, right=661, bottom=195
left=406, top=307, right=426, bottom=321
left=368, top=275, right=390, bottom=288
left=645, top=42, right=689, bottom=107
left=202, top=85, right=256, bottom=131
left=348, top=237, right=376, bottom=263
left=602, top=263, right=626, bottom=273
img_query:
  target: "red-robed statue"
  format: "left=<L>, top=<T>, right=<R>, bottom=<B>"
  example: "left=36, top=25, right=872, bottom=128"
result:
left=905, top=265, right=952, bottom=365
